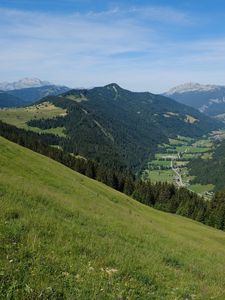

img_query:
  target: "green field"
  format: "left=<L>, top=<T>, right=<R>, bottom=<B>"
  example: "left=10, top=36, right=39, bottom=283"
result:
left=145, top=169, right=174, bottom=183
left=0, top=102, right=66, bottom=137
left=2, top=136, right=225, bottom=299
left=150, top=160, right=171, bottom=167
left=188, top=184, right=215, bottom=194
left=169, top=138, right=188, bottom=146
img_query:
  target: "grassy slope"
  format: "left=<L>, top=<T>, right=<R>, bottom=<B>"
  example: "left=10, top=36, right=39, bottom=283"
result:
left=1, top=137, right=225, bottom=299
left=0, top=102, right=66, bottom=137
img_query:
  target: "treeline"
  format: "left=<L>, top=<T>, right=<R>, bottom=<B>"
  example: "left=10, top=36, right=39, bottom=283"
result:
left=0, top=121, right=134, bottom=193
left=1, top=121, right=225, bottom=231
left=27, top=116, right=65, bottom=129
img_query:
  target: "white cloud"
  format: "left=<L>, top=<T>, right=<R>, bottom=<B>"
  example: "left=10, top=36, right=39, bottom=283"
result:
left=0, top=6, right=225, bottom=92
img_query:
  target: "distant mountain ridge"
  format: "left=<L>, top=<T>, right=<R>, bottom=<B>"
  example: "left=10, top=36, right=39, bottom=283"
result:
left=0, top=77, right=51, bottom=91
left=0, top=90, right=23, bottom=108
left=165, top=82, right=225, bottom=116
left=9, top=85, right=70, bottom=106
left=0, top=78, right=70, bottom=108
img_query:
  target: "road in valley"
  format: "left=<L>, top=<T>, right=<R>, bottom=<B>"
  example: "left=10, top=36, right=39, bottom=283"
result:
left=171, top=160, right=185, bottom=188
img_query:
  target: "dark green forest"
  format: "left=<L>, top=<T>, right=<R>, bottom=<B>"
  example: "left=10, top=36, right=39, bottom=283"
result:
left=27, top=84, right=222, bottom=171
left=189, top=140, right=225, bottom=191
left=0, top=91, right=22, bottom=108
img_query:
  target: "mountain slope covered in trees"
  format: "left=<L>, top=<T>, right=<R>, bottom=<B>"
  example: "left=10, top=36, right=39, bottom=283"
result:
left=27, top=83, right=222, bottom=171
left=0, top=91, right=23, bottom=108
left=189, top=139, right=225, bottom=191
left=0, top=85, right=70, bottom=108
left=9, top=85, right=70, bottom=106
left=2, top=136, right=225, bottom=299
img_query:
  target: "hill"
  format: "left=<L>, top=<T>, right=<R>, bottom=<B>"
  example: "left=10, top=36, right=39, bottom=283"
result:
left=165, top=82, right=225, bottom=116
left=25, top=83, right=222, bottom=171
left=1, top=137, right=225, bottom=299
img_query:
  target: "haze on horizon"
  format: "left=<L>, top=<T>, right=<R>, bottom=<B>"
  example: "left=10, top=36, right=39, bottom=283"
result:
left=1, top=0, right=225, bottom=93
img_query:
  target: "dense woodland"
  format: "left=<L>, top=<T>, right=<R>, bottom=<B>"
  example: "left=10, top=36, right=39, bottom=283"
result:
left=27, top=84, right=222, bottom=172
left=189, top=140, right=225, bottom=191
left=1, top=120, right=225, bottom=231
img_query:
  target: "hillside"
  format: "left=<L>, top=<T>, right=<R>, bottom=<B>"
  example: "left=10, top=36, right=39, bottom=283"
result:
left=165, top=83, right=225, bottom=116
left=0, top=102, right=67, bottom=136
left=189, top=137, right=225, bottom=191
left=1, top=137, right=225, bottom=299
left=23, top=83, right=222, bottom=171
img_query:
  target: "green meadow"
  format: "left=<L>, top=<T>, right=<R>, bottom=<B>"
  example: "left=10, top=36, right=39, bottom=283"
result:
left=0, top=102, right=66, bottom=137
left=1, top=136, right=225, bottom=299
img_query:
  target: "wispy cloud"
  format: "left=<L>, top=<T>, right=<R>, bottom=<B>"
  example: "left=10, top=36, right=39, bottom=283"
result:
left=0, top=5, right=224, bottom=92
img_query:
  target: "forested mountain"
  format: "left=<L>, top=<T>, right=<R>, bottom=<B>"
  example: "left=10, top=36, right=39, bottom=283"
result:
left=9, top=85, right=70, bottom=106
left=28, top=83, right=222, bottom=171
left=0, top=77, right=70, bottom=108
left=0, top=85, right=70, bottom=108
left=165, top=82, right=225, bottom=116
left=189, top=139, right=225, bottom=191
left=0, top=90, right=23, bottom=108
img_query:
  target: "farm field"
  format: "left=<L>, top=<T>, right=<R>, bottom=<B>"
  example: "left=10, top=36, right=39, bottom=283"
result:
left=0, top=101, right=67, bottom=137
left=144, top=134, right=218, bottom=196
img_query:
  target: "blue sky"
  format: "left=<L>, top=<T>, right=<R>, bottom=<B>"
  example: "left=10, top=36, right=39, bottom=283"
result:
left=0, top=0, right=225, bottom=92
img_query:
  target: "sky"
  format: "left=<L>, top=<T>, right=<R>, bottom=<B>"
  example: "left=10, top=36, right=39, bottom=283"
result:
left=1, top=0, right=225, bottom=92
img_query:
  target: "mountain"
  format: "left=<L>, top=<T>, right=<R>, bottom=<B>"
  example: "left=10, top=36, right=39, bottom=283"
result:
left=1, top=136, right=225, bottom=299
left=165, top=82, right=225, bottom=116
left=26, top=83, right=222, bottom=170
left=0, top=85, right=70, bottom=108
left=0, top=77, right=51, bottom=91
left=9, top=85, right=70, bottom=105
left=0, top=90, right=23, bottom=108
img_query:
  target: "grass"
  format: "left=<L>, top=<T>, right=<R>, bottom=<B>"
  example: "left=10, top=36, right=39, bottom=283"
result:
left=168, top=138, right=188, bottom=146
left=188, top=184, right=215, bottom=194
left=2, top=137, right=225, bottom=299
left=64, top=94, right=87, bottom=102
left=0, top=102, right=67, bottom=137
left=150, top=160, right=171, bottom=167
left=175, top=146, right=210, bottom=154
left=174, top=161, right=188, bottom=167
left=155, top=153, right=177, bottom=160
left=146, top=169, right=174, bottom=183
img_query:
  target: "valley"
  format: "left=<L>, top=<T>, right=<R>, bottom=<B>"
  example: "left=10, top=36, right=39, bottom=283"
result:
left=142, top=131, right=225, bottom=197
